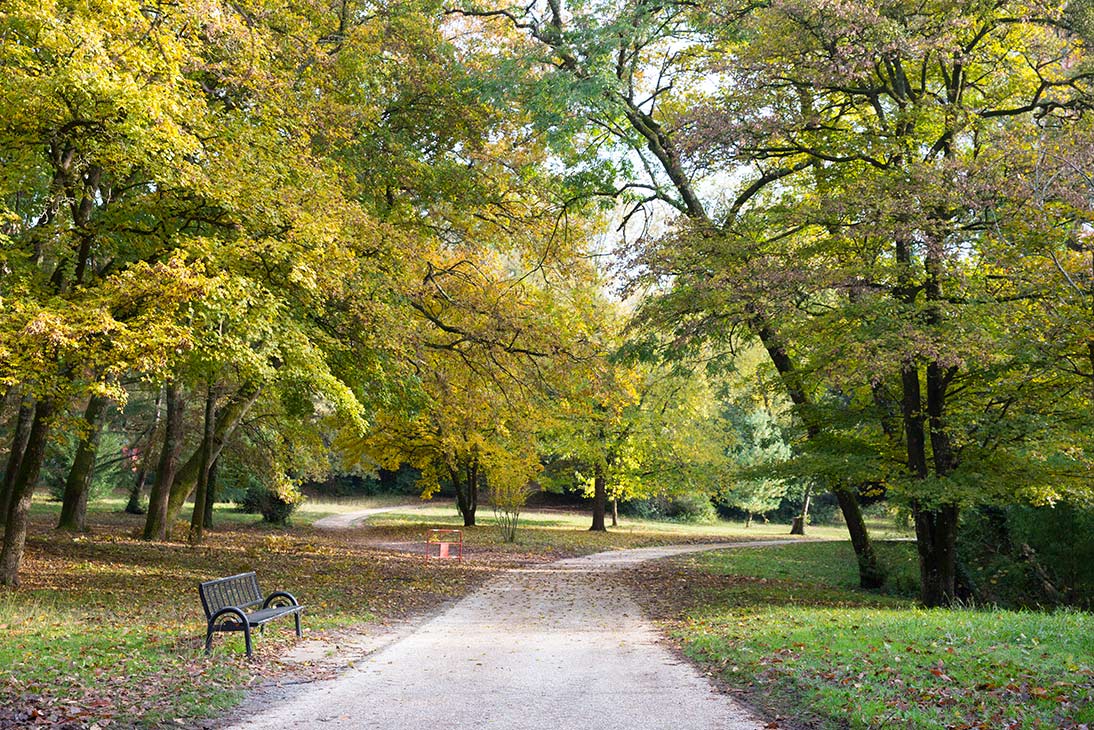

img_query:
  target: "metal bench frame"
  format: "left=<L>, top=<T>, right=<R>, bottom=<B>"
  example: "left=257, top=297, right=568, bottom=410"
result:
left=198, top=571, right=304, bottom=658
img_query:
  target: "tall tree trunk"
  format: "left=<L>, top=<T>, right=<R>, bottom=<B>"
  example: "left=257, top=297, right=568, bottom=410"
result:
left=143, top=384, right=186, bottom=541
left=189, top=384, right=217, bottom=545
left=203, top=457, right=219, bottom=529
left=914, top=356, right=961, bottom=606
left=164, top=383, right=260, bottom=524
left=126, top=388, right=163, bottom=515
left=589, top=465, right=607, bottom=532
left=0, top=400, right=55, bottom=586
left=1088, top=249, right=1093, bottom=405
left=57, top=395, right=107, bottom=532
left=898, top=242, right=963, bottom=607
left=0, top=399, right=35, bottom=527
left=611, top=498, right=618, bottom=527
left=756, top=319, right=882, bottom=583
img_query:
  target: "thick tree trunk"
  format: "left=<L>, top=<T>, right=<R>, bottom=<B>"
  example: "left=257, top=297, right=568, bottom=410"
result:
left=913, top=502, right=960, bottom=607
left=143, top=384, right=186, bottom=541
left=899, top=355, right=962, bottom=606
left=164, top=383, right=260, bottom=524
left=918, top=356, right=960, bottom=606
left=0, top=401, right=55, bottom=586
left=790, top=485, right=812, bottom=535
left=463, top=458, right=479, bottom=527
left=589, top=466, right=607, bottom=532
left=57, top=395, right=107, bottom=532
left=125, top=388, right=163, bottom=515
left=834, top=487, right=885, bottom=588
left=0, top=399, right=35, bottom=527
left=189, top=384, right=217, bottom=545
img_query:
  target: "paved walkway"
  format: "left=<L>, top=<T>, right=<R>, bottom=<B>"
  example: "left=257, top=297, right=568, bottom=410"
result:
left=225, top=542, right=789, bottom=730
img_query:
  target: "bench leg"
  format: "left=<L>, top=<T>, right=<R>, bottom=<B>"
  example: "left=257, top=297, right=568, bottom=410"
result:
left=294, top=612, right=302, bottom=638
left=205, top=624, right=215, bottom=654
left=243, top=624, right=253, bottom=658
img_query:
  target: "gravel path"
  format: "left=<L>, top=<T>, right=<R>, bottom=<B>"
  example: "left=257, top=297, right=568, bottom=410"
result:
left=225, top=541, right=794, bottom=730
left=312, top=503, right=430, bottom=530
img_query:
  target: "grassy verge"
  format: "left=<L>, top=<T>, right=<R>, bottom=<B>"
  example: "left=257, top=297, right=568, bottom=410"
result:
left=623, top=542, right=1094, bottom=730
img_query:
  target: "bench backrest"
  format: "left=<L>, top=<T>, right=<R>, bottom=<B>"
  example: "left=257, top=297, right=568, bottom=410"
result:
left=198, top=572, right=263, bottom=618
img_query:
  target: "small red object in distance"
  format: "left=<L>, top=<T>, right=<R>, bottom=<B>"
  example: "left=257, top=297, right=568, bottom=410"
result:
left=425, top=529, right=463, bottom=563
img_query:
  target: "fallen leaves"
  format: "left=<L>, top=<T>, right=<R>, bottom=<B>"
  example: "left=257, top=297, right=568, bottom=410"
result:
left=0, top=510, right=503, bottom=728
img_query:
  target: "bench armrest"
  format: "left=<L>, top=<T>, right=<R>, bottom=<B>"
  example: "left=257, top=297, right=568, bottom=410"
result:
left=209, top=606, right=249, bottom=627
left=262, top=591, right=300, bottom=609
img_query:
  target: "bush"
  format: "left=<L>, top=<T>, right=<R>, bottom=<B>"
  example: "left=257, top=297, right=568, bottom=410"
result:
left=959, top=504, right=1094, bottom=609
left=240, top=478, right=303, bottom=524
left=622, top=493, right=717, bottom=523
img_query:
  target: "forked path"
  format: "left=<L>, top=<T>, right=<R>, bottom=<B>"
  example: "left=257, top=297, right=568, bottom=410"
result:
left=227, top=542, right=797, bottom=730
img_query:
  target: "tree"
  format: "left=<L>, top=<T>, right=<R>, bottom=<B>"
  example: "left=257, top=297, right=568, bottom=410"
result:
left=672, top=0, right=1094, bottom=604
left=546, top=309, right=732, bottom=531
left=351, top=245, right=585, bottom=528
left=457, top=0, right=888, bottom=585
left=720, top=405, right=792, bottom=527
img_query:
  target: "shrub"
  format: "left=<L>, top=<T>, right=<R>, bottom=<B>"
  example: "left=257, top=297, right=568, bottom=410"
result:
left=622, top=493, right=717, bottom=523
left=663, top=492, right=717, bottom=523
left=240, top=477, right=303, bottom=524
left=959, top=504, right=1094, bottom=609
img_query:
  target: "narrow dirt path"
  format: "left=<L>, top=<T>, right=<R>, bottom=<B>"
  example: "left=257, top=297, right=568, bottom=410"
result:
left=225, top=542, right=799, bottom=730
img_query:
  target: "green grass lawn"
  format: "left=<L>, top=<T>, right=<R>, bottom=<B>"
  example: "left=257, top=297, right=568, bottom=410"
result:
left=626, top=542, right=1094, bottom=730
left=358, top=501, right=907, bottom=555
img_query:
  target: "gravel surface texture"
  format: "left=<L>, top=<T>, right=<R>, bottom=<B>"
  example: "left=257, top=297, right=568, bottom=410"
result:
left=223, top=542, right=787, bottom=730
left=312, top=504, right=428, bottom=530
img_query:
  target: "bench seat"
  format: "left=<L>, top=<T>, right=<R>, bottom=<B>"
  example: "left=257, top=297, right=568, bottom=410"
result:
left=198, top=572, right=304, bottom=657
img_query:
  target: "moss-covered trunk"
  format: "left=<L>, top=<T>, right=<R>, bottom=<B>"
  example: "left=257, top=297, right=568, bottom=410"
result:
left=57, top=395, right=107, bottom=532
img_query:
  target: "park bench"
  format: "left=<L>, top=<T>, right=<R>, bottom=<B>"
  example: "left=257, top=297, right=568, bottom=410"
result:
left=198, top=572, right=304, bottom=658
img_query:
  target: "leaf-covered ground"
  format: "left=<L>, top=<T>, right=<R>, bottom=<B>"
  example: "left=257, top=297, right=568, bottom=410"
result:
left=1, top=502, right=503, bottom=728
left=620, top=542, right=1094, bottom=730
left=4, top=496, right=829, bottom=728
